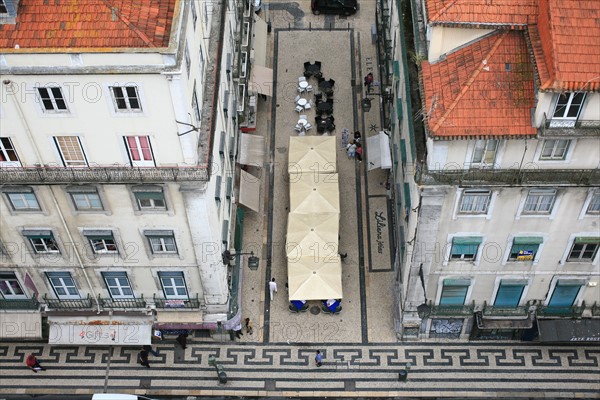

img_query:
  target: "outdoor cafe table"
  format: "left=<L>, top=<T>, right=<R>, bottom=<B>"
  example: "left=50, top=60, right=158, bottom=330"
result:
left=297, top=98, right=308, bottom=108
left=304, top=63, right=322, bottom=78
left=316, top=116, right=335, bottom=133
left=318, top=79, right=334, bottom=94
left=316, top=101, right=333, bottom=114
left=299, top=81, right=309, bottom=90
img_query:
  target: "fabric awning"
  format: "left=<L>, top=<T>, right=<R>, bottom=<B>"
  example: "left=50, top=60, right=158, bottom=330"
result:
left=48, top=314, right=153, bottom=345
left=288, top=256, right=343, bottom=301
left=538, top=318, right=600, bottom=343
left=252, top=15, right=268, bottom=67
left=289, top=173, right=340, bottom=214
left=288, top=136, right=337, bottom=174
left=249, top=64, right=274, bottom=97
left=286, top=212, right=339, bottom=258
left=0, top=312, right=42, bottom=340
left=367, top=131, right=392, bottom=171
left=239, top=169, right=261, bottom=212
left=238, top=133, right=265, bottom=167
left=155, top=310, right=203, bottom=330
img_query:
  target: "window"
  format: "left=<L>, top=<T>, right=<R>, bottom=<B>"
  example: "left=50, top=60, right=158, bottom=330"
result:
left=471, top=139, right=498, bottom=166
left=459, top=190, right=491, bottom=214
left=190, top=0, right=197, bottom=29
left=508, top=236, right=543, bottom=261
left=449, top=237, right=482, bottom=261
left=552, top=92, right=585, bottom=120
left=124, top=136, right=154, bottom=167
left=214, top=175, right=222, bottom=204
left=540, top=139, right=570, bottom=160
left=46, top=272, right=79, bottom=299
left=192, top=82, right=201, bottom=123
left=132, top=187, right=166, bottom=211
left=54, top=136, right=87, bottom=167
left=84, top=230, right=117, bottom=254
left=523, top=189, right=556, bottom=214
left=439, top=279, right=470, bottom=305
left=68, top=187, right=103, bottom=211
left=101, top=272, right=134, bottom=299
left=5, top=189, right=40, bottom=211
left=159, top=271, right=188, bottom=299
left=0, top=0, right=7, bottom=13
left=0, top=272, right=26, bottom=299
left=110, top=86, right=141, bottom=111
left=567, top=238, right=599, bottom=261
left=37, top=87, right=68, bottom=112
left=0, top=137, right=20, bottom=165
left=587, top=191, right=600, bottom=214
left=185, top=44, right=191, bottom=78
left=494, top=280, right=526, bottom=307
left=548, top=280, right=583, bottom=307
left=22, top=230, right=60, bottom=254
left=144, top=230, right=177, bottom=254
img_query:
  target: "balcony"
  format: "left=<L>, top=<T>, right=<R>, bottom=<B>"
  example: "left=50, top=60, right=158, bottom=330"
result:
left=416, top=166, right=600, bottom=187
left=536, top=302, right=586, bottom=318
left=591, top=302, right=600, bottom=317
left=99, top=295, right=147, bottom=310
left=0, top=165, right=210, bottom=185
left=540, top=113, right=600, bottom=137
left=0, top=294, right=40, bottom=310
left=153, top=294, right=203, bottom=309
left=43, top=294, right=94, bottom=310
left=418, top=300, right=475, bottom=318
left=482, top=301, right=530, bottom=317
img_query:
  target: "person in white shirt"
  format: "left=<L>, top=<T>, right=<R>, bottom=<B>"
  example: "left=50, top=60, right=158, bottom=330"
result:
left=268, top=277, right=278, bottom=301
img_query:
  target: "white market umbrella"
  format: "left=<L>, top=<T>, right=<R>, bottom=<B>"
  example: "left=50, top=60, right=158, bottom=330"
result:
left=288, top=256, right=343, bottom=301
left=288, top=136, right=337, bottom=174
left=289, top=173, right=340, bottom=214
left=286, top=213, right=339, bottom=259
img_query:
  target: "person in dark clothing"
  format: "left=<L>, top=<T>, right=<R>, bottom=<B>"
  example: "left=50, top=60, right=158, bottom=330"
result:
left=26, top=354, right=46, bottom=372
left=138, top=349, right=150, bottom=368
left=176, top=333, right=188, bottom=349
left=355, top=142, right=363, bottom=162
left=142, top=345, right=159, bottom=357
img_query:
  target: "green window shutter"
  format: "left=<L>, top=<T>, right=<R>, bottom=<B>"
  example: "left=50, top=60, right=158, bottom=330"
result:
left=513, top=236, right=543, bottom=245
left=403, top=182, right=411, bottom=212
left=226, top=177, right=233, bottom=199
left=575, top=237, right=600, bottom=244
left=215, top=176, right=222, bottom=201
left=134, top=192, right=164, bottom=200
left=443, top=279, right=471, bottom=286
left=396, top=100, right=403, bottom=121
left=393, top=61, right=400, bottom=78
left=400, top=139, right=407, bottom=165
left=22, top=229, right=52, bottom=238
left=452, top=237, right=483, bottom=245
left=451, top=244, right=478, bottom=255
left=556, top=279, right=586, bottom=286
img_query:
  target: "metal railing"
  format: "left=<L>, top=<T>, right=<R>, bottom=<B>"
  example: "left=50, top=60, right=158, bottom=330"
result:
left=591, top=302, right=599, bottom=317
left=43, top=293, right=94, bottom=310
left=98, top=295, right=146, bottom=309
left=540, top=113, right=600, bottom=137
left=425, top=300, right=475, bottom=317
left=153, top=294, right=203, bottom=309
left=536, top=301, right=586, bottom=318
left=0, top=165, right=210, bottom=185
left=0, top=293, right=40, bottom=310
left=482, top=301, right=530, bottom=317
left=416, top=165, right=600, bottom=186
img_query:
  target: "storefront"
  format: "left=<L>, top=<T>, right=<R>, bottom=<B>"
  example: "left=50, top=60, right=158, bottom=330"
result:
left=470, top=311, right=536, bottom=341
left=48, top=314, right=153, bottom=345
left=537, top=318, right=600, bottom=343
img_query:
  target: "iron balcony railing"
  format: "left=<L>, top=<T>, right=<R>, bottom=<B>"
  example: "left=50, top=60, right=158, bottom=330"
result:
left=416, top=165, right=600, bottom=187
left=0, top=294, right=40, bottom=310
left=153, top=294, right=203, bottom=309
left=99, top=295, right=146, bottom=310
left=482, top=301, right=530, bottom=317
left=418, top=300, right=475, bottom=318
left=43, top=293, right=94, bottom=310
left=540, top=113, right=600, bottom=137
left=536, top=301, right=586, bottom=318
left=592, top=302, right=600, bottom=317
left=0, top=165, right=210, bottom=185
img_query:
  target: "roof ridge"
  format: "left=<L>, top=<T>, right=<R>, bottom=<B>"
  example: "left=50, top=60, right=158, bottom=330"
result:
left=431, top=31, right=509, bottom=133
left=429, top=0, right=461, bottom=23
left=101, top=0, right=156, bottom=48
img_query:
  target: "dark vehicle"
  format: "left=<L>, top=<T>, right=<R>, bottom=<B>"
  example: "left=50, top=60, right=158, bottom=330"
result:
left=311, top=0, right=358, bottom=16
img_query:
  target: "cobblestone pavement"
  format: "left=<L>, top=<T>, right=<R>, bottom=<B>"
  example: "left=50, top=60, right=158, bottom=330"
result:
left=1, top=341, right=599, bottom=397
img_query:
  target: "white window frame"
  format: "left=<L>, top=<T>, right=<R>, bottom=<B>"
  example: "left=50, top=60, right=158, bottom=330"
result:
left=24, top=233, right=60, bottom=254
left=132, top=186, right=167, bottom=211
left=543, top=277, right=586, bottom=307
left=185, top=43, right=191, bottom=78
left=159, top=271, right=189, bottom=299
left=85, top=233, right=118, bottom=254
left=148, top=235, right=178, bottom=254
left=54, top=136, right=88, bottom=167
left=522, top=189, right=556, bottom=214
left=551, top=92, right=586, bottom=121
left=124, top=135, right=155, bottom=167
left=37, top=86, right=69, bottom=113
left=0, top=137, right=21, bottom=167
left=110, top=86, right=142, bottom=112
left=0, top=0, right=8, bottom=14
left=68, top=188, right=104, bottom=211
left=458, top=189, right=491, bottom=215
left=502, top=234, right=547, bottom=265
left=539, top=139, right=571, bottom=160
left=579, top=189, right=600, bottom=219
left=5, top=191, right=41, bottom=211
left=190, top=1, right=197, bottom=29
left=46, top=272, right=80, bottom=300
left=0, top=272, right=27, bottom=299
left=559, top=233, right=600, bottom=265
left=490, top=277, right=530, bottom=307
left=470, top=139, right=499, bottom=167
left=102, top=272, right=134, bottom=299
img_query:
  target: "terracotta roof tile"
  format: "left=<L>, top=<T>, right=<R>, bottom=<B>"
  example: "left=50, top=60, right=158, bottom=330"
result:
left=530, top=0, right=600, bottom=91
left=426, top=0, right=538, bottom=26
left=421, top=31, right=537, bottom=138
left=0, top=0, right=177, bottom=51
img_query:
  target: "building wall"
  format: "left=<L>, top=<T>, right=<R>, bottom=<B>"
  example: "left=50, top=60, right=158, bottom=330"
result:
left=427, top=26, right=494, bottom=62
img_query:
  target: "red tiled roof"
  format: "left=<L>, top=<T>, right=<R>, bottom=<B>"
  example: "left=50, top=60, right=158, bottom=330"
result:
left=421, top=31, right=537, bottom=138
left=0, top=0, right=177, bottom=51
left=530, top=0, right=600, bottom=91
left=426, top=0, right=538, bottom=26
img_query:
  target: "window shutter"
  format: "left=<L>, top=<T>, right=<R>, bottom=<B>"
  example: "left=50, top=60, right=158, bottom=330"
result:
left=494, top=281, right=526, bottom=307
left=215, top=176, right=222, bottom=201
left=144, top=230, right=174, bottom=237
left=574, top=237, right=600, bottom=244
left=513, top=236, right=543, bottom=245
left=22, top=229, right=52, bottom=238
left=452, top=237, right=483, bottom=245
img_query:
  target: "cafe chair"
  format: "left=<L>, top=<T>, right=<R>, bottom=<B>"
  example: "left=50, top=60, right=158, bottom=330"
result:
left=295, top=104, right=304, bottom=113
left=304, top=61, right=311, bottom=70
left=306, top=85, right=313, bottom=92
left=315, top=93, right=323, bottom=102
left=314, top=60, right=322, bottom=69
left=299, top=114, right=308, bottom=121
left=294, top=124, right=303, bottom=133
left=304, top=123, right=313, bottom=131
left=304, top=100, right=312, bottom=110
left=295, top=95, right=301, bottom=103
left=289, top=304, right=300, bottom=313
left=328, top=79, right=335, bottom=87
left=297, top=86, right=306, bottom=94
left=298, top=76, right=307, bottom=83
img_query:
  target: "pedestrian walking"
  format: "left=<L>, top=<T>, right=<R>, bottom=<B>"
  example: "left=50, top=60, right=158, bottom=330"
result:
left=142, top=344, right=159, bottom=357
left=26, top=354, right=46, bottom=373
left=315, top=350, right=323, bottom=367
left=346, top=140, right=357, bottom=158
left=245, top=317, right=253, bottom=335
left=269, top=277, right=278, bottom=301
left=354, top=130, right=362, bottom=143
left=364, top=72, right=373, bottom=92
left=355, top=142, right=363, bottom=162
left=176, top=333, right=188, bottom=349
left=234, top=322, right=244, bottom=339
left=138, top=349, right=150, bottom=368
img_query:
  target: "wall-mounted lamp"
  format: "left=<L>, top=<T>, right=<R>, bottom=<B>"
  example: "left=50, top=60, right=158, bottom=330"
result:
left=222, top=250, right=260, bottom=270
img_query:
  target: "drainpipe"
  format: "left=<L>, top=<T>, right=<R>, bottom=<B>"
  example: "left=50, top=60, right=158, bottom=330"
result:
left=2, top=80, right=101, bottom=313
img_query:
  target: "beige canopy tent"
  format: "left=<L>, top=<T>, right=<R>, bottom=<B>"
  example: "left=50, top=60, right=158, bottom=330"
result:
left=288, top=136, right=337, bottom=174
left=289, top=173, right=339, bottom=214
left=288, top=256, right=343, bottom=301
left=286, top=212, right=339, bottom=259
